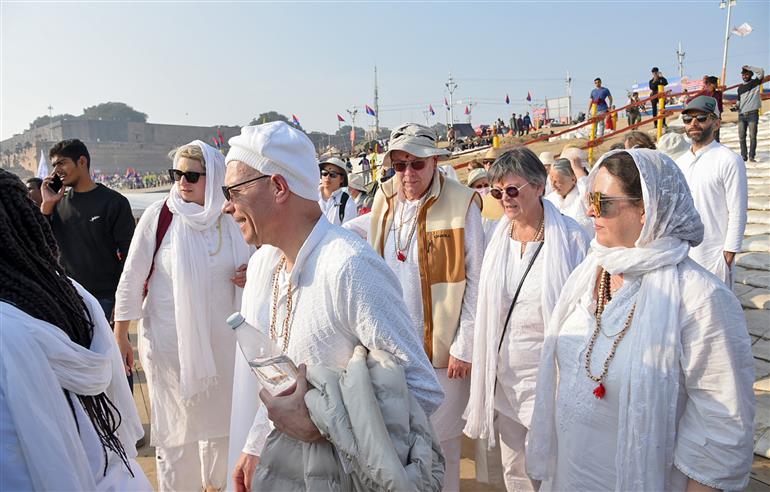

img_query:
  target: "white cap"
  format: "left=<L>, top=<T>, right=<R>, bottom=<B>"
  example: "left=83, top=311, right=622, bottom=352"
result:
left=538, top=151, right=556, bottom=166
left=226, top=122, right=319, bottom=201
left=348, top=173, right=368, bottom=192
left=657, top=132, right=690, bottom=161
left=319, top=157, right=347, bottom=173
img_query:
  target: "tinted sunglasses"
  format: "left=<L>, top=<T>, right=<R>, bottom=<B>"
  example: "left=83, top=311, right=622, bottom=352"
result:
left=320, top=170, right=343, bottom=179
left=473, top=183, right=489, bottom=189
left=490, top=182, right=530, bottom=200
left=221, top=175, right=270, bottom=201
left=169, top=169, right=206, bottom=183
left=585, top=191, right=641, bottom=217
left=681, top=114, right=712, bottom=124
left=392, top=160, right=428, bottom=172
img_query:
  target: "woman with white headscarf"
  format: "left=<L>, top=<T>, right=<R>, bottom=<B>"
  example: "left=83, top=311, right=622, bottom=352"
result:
left=544, top=157, right=594, bottom=238
left=527, top=149, right=755, bottom=491
left=464, top=148, right=589, bottom=492
left=114, top=141, right=252, bottom=491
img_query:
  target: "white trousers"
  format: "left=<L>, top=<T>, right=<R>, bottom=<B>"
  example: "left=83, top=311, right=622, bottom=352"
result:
left=439, top=436, right=462, bottom=492
left=156, top=437, right=228, bottom=491
left=497, top=414, right=539, bottom=492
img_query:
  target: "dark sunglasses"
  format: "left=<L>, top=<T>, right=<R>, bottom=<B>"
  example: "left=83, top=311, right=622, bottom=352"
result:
left=169, top=169, right=206, bottom=183
left=392, top=160, right=428, bottom=172
left=682, top=114, right=712, bottom=124
left=320, top=170, right=343, bottom=179
left=473, top=183, right=489, bottom=189
left=585, top=191, right=641, bottom=217
left=221, top=175, right=270, bottom=201
left=490, top=182, right=530, bottom=200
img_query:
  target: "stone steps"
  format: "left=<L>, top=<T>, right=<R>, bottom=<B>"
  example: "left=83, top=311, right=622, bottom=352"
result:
left=737, top=252, right=770, bottom=271
left=749, top=211, right=770, bottom=225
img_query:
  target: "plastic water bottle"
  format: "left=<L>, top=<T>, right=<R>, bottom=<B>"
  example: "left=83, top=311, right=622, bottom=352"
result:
left=226, top=312, right=298, bottom=396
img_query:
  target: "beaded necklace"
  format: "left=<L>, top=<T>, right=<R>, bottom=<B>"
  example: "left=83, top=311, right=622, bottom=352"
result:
left=270, top=256, right=293, bottom=352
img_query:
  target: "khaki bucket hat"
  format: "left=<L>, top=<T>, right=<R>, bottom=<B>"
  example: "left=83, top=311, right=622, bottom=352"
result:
left=382, top=123, right=451, bottom=168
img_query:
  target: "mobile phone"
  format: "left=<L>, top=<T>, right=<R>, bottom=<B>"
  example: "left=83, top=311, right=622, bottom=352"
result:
left=49, top=174, right=63, bottom=193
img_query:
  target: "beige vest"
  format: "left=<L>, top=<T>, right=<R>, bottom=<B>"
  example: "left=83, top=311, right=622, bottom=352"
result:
left=370, top=170, right=481, bottom=367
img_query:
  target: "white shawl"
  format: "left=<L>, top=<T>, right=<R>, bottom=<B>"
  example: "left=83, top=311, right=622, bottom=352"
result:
left=0, top=280, right=144, bottom=490
left=526, top=149, right=705, bottom=490
left=166, top=140, right=251, bottom=401
left=464, top=198, right=588, bottom=447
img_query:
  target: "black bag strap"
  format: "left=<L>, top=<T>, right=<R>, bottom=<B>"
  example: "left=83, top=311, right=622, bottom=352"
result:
left=497, top=241, right=545, bottom=355
left=338, top=192, right=349, bottom=222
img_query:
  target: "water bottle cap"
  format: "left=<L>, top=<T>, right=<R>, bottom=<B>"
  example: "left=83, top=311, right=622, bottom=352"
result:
left=226, top=312, right=245, bottom=329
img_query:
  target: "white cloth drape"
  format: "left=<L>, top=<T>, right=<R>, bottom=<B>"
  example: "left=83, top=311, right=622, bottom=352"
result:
left=527, top=149, right=708, bottom=490
left=464, top=198, right=588, bottom=448
left=165, top=140, right=250, bottom=401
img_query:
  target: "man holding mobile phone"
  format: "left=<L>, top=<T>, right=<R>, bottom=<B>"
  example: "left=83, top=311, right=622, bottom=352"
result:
left=41, top=139, right=136, bottom=385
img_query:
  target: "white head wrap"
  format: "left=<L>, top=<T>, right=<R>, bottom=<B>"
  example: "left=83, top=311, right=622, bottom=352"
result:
left=527, top=149, right=704, bottom=489
left=166, top=140, right=251, bottom=401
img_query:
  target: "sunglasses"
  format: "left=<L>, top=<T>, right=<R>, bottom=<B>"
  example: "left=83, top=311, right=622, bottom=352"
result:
left=221, top=175, right=270, bottom=201
left=392, top=160, right=430, bottom=173
left=169, top=169, right=206, bottom=183
left=473, top=183, right=489, bottom=189
left=320, top=170, right=343, bottom=179
left=585, top=191, right=641, bottom=217
left=490, top=182, right=530, bottom=200
left=682, top=114, right=712, bottom=124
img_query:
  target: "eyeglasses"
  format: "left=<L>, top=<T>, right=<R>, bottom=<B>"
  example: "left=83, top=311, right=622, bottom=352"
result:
left=221, top=175, right=270, bottom=200
left=320, top=170, right=343, bottom=179
left=490, top=182, right=530, bottom=200
left=392, top=160, right=429, bottom=173
left=682, top=114, right=712, bottom=125
left=168, top=169, right=206, bottom=183
left=585, top=191, right=641, bottom=217
left=473, top=183, right=489, bottom=189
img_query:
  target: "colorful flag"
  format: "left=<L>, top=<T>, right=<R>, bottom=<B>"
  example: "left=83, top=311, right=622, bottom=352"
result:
left=350, top=127, right=356, bottom=145
left=212, top=137, right=219, bottom=148
left=505, top=94, right=510, bottom=104
left=429, top=104, right=435, bottom=116
left=217, top=129, right=224, bottom=143
left=292, top=114, right=301, bottom=126
left=731, top=22, right=752, bottom=36
left=365, top=104, right=376, bottom=116
left=526, top=91, right=532, bottom=102
left=464, top=106, right=470, bottom=115
left=444, top=96, right=449, bottom=108
left=337, top=114, right=345, bottom=122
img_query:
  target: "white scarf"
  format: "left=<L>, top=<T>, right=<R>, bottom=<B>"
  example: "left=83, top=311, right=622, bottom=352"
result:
left=0, top=280, right=143, bottom=490
left=526, top=149, right=704, bottom=490
left=166, top=140, right=251, bottom=402
left=464, top=198, right=588, bottom=447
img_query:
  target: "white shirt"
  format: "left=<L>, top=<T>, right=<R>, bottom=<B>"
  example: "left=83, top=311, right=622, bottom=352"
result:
left=544, top=177, right=594, bottom=238
left=676, top=141, right=748, bottom=283
left=232, top=217, right=443, bottom=458
left=549, top=261, right=755, bottom=491
left=319, top=187, right=357, bottom=226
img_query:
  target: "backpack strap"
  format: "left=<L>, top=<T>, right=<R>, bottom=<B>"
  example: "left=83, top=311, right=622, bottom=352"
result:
left=143, top=200, right=173, bottom=298
left=338, top=192, right=350, bottom=223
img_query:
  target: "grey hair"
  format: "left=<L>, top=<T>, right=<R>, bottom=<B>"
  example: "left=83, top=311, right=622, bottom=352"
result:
left=551, top=158, right=576, bottom=179
left=488, top=147, right=547, bottom=189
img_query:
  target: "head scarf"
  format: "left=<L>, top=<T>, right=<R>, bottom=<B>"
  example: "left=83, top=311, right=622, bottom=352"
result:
left=166, top=140, right=251, bottom=401
left=527, top=149, right=704, bottom=490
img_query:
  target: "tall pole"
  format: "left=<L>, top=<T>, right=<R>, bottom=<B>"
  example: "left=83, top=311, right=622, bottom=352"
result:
left=445, top=72, right=458, bottom=127
left=373, top=66, right=380, bottom=137
left=47, top=105, right=54, bottom=141
left=346, top=106, right=358, bottom=153
left=422, top=110, right=431, bottom=126
left=676, top=41, right=686, bottom=78
left=720, top=0, right=734, bottom=86
left=565, top=69, right=573, bottom=124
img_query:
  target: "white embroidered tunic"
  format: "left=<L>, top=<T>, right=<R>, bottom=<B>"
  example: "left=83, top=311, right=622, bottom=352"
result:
left=544, top=177, right=594, bottom=238
left=318, top=187, right=357, bottom=226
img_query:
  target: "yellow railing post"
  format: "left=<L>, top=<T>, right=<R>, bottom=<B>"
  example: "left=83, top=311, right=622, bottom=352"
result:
left=588, top=103, right=598, bottom=165
left=656, top=84, right=665, bottom=142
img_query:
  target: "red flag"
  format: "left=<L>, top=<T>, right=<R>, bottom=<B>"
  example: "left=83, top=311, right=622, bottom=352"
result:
left=292, top=114, right=301, bottom=126
left=429, top=104, right=435, bottom=116
left=350, top=127, right=356, bottom=145
left=464, top=106, right=470, bottom=115
left=526, top=91, right=532, bottom=102
left=337, top=114, right=345, bottom=122
left=365, top=104, right=376, bottom=116
left=217, top=129, right=224, bottom=142
left=212, top=137, right=219, bottom=148
left=505, top=94, right=510, bottom=104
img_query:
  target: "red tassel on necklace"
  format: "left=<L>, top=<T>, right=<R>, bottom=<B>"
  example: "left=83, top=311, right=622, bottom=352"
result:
left=593, top=382, right=606, bottom=399
left=397, top=250, right=407, bottom=262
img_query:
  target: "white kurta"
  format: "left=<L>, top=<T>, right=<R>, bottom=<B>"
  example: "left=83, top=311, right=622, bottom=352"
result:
left=384, top=198, right=484, bottom=442
left=114, top=200, right=241, bottom=448
left=675, top=141, right=748, bottom=284
left=229, top=217, right=443, bottom=468
left=544, top=177, right=594, bottom=238
left=319, top=187, right=357, bottom=226
left=548, top=261, right=755, bottom=491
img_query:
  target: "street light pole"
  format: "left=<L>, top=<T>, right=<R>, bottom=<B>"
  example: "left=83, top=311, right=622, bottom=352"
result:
left=445, top=72, right=458, bottom=127
left=47, top=105, right=54, bottom=141
left=720, top=0, right=735, bottom=86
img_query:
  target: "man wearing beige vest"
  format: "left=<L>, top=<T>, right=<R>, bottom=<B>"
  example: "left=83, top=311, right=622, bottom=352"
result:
left=369, top=123, right=485, bottom=491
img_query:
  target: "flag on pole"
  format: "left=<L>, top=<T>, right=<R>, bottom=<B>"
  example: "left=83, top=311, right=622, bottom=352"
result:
left=505, top=94, right=510, bottom=104
left=212, top=137, right=220, bottom=148
left=337, top=114, right=345, bottom=122
left=350, top=128, right=356, bottom=146
left=429, top=104, right=435, bottom=116
left=731, top=22, right=753, bottom=36
left=365, top=104, right=376, bottom=116
left=36, top=150, right=50, bottom=180
left=444, top=96, right=449, bottom=108
left=217, top=129, right=224, bottom=144
left=292, top=114, right=301, bottom=126
left=464, top=106, right=470, bottom=115
left=526, top=91, right=532, bottom=102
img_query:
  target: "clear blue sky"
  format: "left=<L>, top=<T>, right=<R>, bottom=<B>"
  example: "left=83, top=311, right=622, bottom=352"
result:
left=2, top=1, right=768, bottom=140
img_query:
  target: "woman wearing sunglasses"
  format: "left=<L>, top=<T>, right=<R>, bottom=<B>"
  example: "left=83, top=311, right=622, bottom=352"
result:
left=465, top=148, right=589, bottom=492
left=318, top=157, right=357, bottom=225
left=113, top=141, right=252, bottom=491
left=527, top=150, right=754, bottom=491
left=544, top=157, right=594, bottom=238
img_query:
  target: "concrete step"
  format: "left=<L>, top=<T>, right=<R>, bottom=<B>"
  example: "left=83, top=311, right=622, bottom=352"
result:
left=746, top=309, right=770, bottom=339
left=746, top=224, right=770, bottom=236
left=749, top=196, right=770, bottom=210
left=749, top=211, right=770, bottom=225
left=748, top=169, right=770, bottom=179
left=744, top=235, right=770, bottom=253
left=737, top=252, right=770, bottom=271
left=736, top=266, right=770, bottom=289
left=735, top=284, right=770, bottom=310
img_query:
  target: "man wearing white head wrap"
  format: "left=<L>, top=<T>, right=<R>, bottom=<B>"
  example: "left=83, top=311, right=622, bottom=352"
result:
left=114, top=140, right=252, bottom=491
left=527, top=149, right=755, bottom=491
left=222, top=122, right=443, bottom=492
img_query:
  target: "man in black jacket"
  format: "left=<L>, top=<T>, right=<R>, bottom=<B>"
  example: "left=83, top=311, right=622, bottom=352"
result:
left=649, top=67, right=669, bottom=127
left=733, top=65, right=765, bottom=162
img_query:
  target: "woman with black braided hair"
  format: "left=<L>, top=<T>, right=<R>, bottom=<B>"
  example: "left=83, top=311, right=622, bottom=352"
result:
left=0, top=169, right=151, bottom=490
